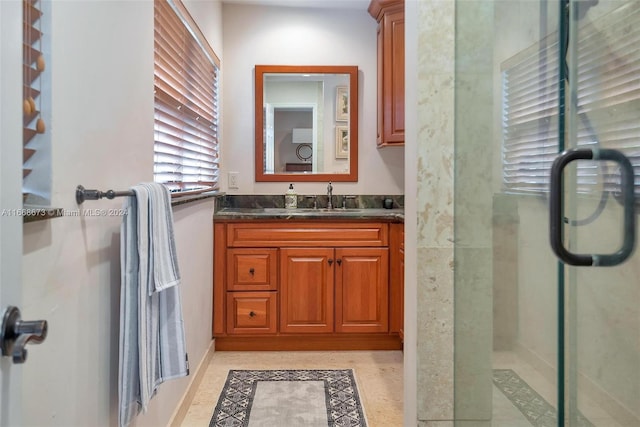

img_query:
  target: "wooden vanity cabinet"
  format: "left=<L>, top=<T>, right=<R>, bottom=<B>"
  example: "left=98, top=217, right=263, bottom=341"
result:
left=213, top=221, right=401, bottom=350
left=369, top=0, right=404, bottom=147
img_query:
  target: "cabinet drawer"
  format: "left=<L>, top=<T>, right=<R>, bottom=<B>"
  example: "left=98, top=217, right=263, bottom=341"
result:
left=227, top=248, right=278, bottom=291
left=226, top=292, right=277, bottom=334
left=227, top=222, right=388, bottom=247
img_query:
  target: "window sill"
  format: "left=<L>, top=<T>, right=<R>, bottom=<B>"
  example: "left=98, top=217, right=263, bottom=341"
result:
left=171, top=190, right=220, bottom=207
left=22, top=206, right=65, bottom=223
left=22, top=191, right=219, bottom=224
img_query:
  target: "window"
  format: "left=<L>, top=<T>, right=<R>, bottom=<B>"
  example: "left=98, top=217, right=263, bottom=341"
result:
left=502, top=2, right=640, bottom=195
left=154, top=0, right=220, bottom=195
left=23, top=0, right=50, bottom=205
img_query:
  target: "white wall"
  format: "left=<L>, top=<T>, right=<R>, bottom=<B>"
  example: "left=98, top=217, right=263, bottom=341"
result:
left=20, top=0, right=222, bottom=425
left=221, top=3, right=404, bottom=196
left=0, top=2, right=25, bottom=423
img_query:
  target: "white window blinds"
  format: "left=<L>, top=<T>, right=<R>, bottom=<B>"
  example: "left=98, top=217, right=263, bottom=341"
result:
left=23, top=0, right=46, bottom=196
left=154, top=0, right=220, bottom=195
left=502, top=2, right=640, bottom=195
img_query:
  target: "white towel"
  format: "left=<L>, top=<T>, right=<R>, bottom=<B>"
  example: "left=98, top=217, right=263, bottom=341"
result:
left=118, top=183, right=188, bottom=427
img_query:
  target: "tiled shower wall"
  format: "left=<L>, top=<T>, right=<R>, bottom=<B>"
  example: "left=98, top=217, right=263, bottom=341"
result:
left=415, top=0, right=498, bottom=424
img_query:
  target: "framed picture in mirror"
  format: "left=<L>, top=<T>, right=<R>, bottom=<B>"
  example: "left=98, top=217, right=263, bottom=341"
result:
left=336, top=86, right=349, bottom=121
left=336, top=125, right=348, bottom=159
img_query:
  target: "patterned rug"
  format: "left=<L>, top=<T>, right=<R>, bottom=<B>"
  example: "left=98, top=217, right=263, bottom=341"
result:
left=209, top=369, right=368, bottom=427
left=493, top=369, right=594, bottom=427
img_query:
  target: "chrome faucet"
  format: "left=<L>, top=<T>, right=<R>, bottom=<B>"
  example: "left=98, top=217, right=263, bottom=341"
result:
left=326, top=182, right=333, bottom=209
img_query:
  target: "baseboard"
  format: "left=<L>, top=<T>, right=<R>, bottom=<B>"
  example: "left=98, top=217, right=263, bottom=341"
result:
left=515, top=342, right=639, bottom=425
left=168, top=339, right=215, bottom=427
left=214, top=334, right=403, bottom=351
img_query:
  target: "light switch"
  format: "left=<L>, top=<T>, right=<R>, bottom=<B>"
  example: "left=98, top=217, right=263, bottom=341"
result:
left=228, top=172, right=239, bottom=189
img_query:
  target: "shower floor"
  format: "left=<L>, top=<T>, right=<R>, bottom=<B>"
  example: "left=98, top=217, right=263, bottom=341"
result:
left=493, top=351, right=629, bottom=427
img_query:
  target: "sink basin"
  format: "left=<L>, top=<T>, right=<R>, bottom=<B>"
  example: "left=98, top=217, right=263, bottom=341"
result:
left=214, top=207, right=403, bottom=219
left=282, top=208, right=368, bottom=214
left=261, top=208, right=366, bottom=213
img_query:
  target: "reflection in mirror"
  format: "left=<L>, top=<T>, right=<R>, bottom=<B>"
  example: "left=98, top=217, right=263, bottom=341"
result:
left=255, top=65, right=358, bottom=182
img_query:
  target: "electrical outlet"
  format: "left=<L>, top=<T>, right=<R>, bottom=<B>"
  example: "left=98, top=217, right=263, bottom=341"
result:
left=228, top=172, right=239, bottom=189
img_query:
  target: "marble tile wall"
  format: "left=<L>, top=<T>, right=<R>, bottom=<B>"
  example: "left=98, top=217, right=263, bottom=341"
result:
left=453, top=0, right=496, bottom=422
left=416, top=0, right=496, bottom=423
left=415, top=0, right=455, bottom=422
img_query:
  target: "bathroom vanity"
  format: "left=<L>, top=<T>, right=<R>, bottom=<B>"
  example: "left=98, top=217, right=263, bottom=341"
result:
left=212, top=207, right=404, bottom=350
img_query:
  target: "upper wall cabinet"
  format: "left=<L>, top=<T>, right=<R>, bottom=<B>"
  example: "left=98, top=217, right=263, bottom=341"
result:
left=368, top=0, right=404, bottom=147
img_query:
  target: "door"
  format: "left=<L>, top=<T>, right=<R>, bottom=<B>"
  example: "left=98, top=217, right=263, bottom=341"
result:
left=560, top=1, right=640, bottom=425
left=452, top=0, right=639, bottom=425
left=0, top=0, right=25, bottom=424
left=280, top=248, right=334, bottom=333
left=264, top=103, right=274, bottom=173
left=335, top=247, right=389, bottom=333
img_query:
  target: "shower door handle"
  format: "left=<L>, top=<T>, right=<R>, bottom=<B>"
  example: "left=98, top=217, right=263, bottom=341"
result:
left=549, top=148, right=636, bottom=266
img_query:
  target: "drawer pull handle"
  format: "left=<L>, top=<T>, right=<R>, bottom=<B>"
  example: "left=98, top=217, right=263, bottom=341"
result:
left=249, top=268, right=255, bottom=275
left=249, top=311, right=256, bottom=318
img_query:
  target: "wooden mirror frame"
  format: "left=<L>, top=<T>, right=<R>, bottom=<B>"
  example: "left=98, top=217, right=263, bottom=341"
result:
left=255, top=65, right=358, bottom=182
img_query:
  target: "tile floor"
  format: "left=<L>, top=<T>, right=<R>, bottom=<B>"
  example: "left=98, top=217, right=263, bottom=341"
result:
left=180, top=350, right=404, bottom=427
left=180, top=349, right=628, bottom=427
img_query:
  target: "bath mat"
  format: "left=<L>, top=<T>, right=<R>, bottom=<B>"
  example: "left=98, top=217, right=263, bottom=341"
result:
left=209, top=369, right=367, bottom=427
left=493, top=369, right=594, bottom=427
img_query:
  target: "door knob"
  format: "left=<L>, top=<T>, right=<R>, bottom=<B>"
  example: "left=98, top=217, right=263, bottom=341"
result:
left=0, top=306, right=48, bottom=364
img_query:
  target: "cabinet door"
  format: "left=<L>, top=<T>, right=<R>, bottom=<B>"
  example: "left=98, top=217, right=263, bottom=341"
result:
left=335, top=247, right=389, bottom=333
left=280, top=248, right=334, bottom=333
left=381, top=7, right=404, bottom=145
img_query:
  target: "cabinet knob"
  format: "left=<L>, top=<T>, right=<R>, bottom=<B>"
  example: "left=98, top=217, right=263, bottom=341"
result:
left=336, top=259, right=342, bottom=266
left=249, top=268, right=255, bottom=275
left=249, top=311, right=256, bottom=318
left=328, top=259, right=333, bottom=266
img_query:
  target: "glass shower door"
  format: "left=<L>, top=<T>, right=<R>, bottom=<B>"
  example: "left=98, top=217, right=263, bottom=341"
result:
left=454, top=1, right=563, bottom=426
left=453, top=0, right=639, bottom=425
left=560, top=1, right=640, bottom=425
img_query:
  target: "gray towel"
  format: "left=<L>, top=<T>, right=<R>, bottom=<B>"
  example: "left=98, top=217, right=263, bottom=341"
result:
left=118, top=183, right=188, bottom=427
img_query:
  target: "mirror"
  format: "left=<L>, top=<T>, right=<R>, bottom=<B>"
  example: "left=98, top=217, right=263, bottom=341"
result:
left=255, top=65, right=358, bottom=182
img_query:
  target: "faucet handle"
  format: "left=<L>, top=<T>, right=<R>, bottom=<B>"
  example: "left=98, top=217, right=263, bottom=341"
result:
left=342, top=195, right=357, bottom=209
left=305, top=195, right=318, bottom=209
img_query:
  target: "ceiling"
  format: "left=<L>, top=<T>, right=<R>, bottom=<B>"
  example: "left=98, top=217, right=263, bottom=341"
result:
left=221, top=0, right=370, bottom=11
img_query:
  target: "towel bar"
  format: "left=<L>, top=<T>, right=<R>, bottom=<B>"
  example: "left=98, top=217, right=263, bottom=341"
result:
left=76, top=185, right=134, bottom=204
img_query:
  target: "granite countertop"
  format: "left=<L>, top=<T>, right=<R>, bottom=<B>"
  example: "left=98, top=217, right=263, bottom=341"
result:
left=213, top=207, right=404, bottom=222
